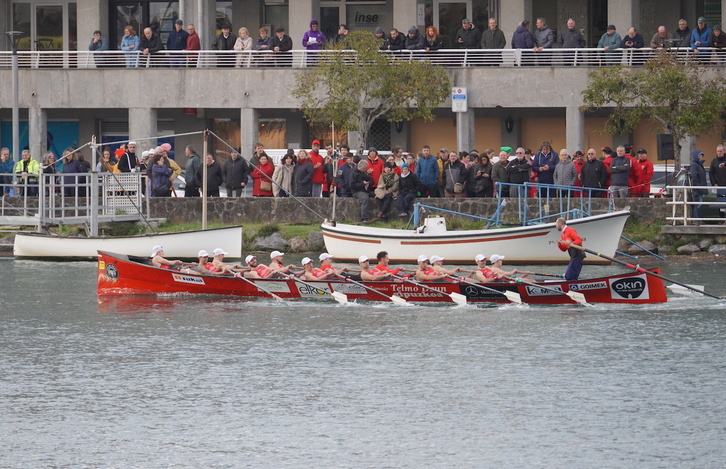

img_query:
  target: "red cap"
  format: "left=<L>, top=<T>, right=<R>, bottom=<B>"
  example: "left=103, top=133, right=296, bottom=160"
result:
left=312, top=140, right=321, bottom=145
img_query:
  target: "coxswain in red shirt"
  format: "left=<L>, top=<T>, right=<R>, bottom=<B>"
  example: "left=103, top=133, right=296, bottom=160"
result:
left=555, top=217, right=586, bottom=280
left=358, top=255, right=393, bottom=281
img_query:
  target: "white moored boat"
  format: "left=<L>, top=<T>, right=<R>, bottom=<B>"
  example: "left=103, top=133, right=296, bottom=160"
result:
left=321, top=211, right=629, bottom=264
left=14, top=225, right=243, bottom=260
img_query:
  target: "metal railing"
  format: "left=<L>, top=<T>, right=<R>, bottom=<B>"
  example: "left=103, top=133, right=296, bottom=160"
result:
left=666, top=185, right=726, bottom=225
left=0, top=47, right=721, bottom=70
left=1, top=172, right=146, bottom=233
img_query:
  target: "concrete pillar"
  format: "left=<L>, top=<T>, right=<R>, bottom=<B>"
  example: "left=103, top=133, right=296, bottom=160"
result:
left=76, top=0, right=107, bottom=68
left=289, top=0, right=319, bottom=50
left=28, top=106, right=47, bottom=161
left=456, top=110, right=475, bottom=153
left=129, top=108, right=158, bottom=149
left=679, top=135, right=695, bottom=168
left=566, top=106, right=585, bottom=154
left=608, top=0, right=639, bottom=31
left=240, top=107, right=259, bottom=160
left=394, top=0, right=419, bottom=32
left=499, top=0, right=531, bottom=45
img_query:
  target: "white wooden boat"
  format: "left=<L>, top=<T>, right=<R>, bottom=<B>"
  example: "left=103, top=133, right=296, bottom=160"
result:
left=321, top=211, right=629, bottom=264
left=14, top=225, right=243, bottom=260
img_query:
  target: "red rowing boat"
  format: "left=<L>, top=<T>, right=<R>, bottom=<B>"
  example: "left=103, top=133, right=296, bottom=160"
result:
left=97, top=251, right=668, bottom=304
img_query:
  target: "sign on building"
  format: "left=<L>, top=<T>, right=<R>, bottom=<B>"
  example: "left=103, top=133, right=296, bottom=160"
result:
left=451, top=87, right=467, bottom=113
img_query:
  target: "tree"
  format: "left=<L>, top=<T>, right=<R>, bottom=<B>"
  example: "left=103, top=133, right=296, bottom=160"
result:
left=581, top=52, right=726, bottom=171
left=292, top=30, right=451, bottom=154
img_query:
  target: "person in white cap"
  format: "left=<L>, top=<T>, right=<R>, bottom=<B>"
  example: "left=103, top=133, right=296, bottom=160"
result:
left=489, top=254, right=525, bottom=279
left=150, top=245, right=183, bottom=269
left=415, top=255, right=447, bottom=281
left=465, top=254, right=497, bottom=283
left=242, top=254, right=275, bottom=279
left=429, top=255, right=463, bottom=277
left=211, top=247, right=246, bottom=273
left=269, top=250, right=296, bottom=274
left=190, top=250, right=224, bottom=275
left=358, top=255, right=392, bottom=281
left=300, top=256, right=343, bottom=281
left=318, top=253, right=349, bottom=274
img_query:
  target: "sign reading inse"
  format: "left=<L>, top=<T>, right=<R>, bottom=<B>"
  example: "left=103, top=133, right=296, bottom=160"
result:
left=451, top=87, right=467, bottom=113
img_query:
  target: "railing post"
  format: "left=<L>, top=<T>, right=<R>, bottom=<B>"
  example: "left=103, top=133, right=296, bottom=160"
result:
left=90, top=172, right=99, bottom=236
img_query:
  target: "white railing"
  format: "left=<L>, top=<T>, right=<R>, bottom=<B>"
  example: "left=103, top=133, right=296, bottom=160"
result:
left=666, top=185, right=726, bottom=225
left=0, top=47, right=721, bottom=69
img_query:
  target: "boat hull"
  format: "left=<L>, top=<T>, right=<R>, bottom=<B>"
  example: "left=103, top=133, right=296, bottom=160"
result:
left=14, top=226, right=243, bottom=259
left=97, top=250, right=667, bottom=304
left=321, top=211, right=629, bottom=264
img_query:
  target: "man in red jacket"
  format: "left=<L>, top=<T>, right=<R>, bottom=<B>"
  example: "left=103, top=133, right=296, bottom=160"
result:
left=633, top=148, right=654, bottom=197
left=556, top=217, right=586, bottom=280
left=309, top=139, right=325, bottom=197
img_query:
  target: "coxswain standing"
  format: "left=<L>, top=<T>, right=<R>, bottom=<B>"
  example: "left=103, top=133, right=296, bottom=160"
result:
left=150, top=245, right=183, bottom=269
left=555, top=217, right=586, bottom=280
left=358, top=255, right=393, bottom=281
left=300, top=257, right=343, bottom=281
left=415, top=255, right=448, bottom=281
left=465, top=254, right=497, bottom=283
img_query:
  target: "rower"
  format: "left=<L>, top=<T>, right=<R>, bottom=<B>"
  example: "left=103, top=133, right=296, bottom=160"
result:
left=150, top=245, right=183, bottom=269
left=465, top=254, right=497, bottom=283
left=211, top=247, right=246, bottom=274
left=358, top=255, right=393, bottom=281
left=269, top=250, right=296, bottom=275
left=301, top=257, right=343, bottom=281
left=429, top=255, right=463, bottom=277
left=489, top=254, right=528, bottom=280
left=243, top=254, right=275, bottom=279
left=414, top=255, right=448, bottom=281
left=191, top=250, right=227, bottom=275
left=375, top=251, right=404, bottom=275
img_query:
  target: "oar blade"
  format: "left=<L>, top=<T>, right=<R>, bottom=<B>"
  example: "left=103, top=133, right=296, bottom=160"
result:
left=391, top=295, right=407, bottom=306
left=503, top=290, right=523, bottom=304
left=567, top=290, right=588, bottom=305
left=332, top=291, right=349, bottom=304
left=449, top=292, right=467, bottom=306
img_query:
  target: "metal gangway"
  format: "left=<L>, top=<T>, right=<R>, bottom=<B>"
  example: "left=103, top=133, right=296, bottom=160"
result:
left=0, top=172, right=147, bottom=235
left=666, top=185, right=726, bottom=225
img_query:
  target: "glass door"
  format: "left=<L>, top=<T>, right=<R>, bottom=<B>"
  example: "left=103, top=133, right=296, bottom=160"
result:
left=12, top=3, right=70, bottom=51
left=34, top=4, right=64, bottom=51
left=434, top=1, right=471, bottom=47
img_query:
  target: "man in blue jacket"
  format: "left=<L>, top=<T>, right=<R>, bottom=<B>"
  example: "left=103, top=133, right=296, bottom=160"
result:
left=167, top=19, right=189, bottom=67
left=415, top=145, right=440, bottom=197
left=691, top=17, right=712, bottom=51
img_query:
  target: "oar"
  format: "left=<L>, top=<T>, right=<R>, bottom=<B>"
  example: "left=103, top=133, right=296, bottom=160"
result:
left=568, top=244, right=724, bottom=300
left=506, top=276, right=589, bottom=306
left=391, top=274, right=467, bottom=306
left=335, top=275, right=407, bottom=305
left=524, top=271, right=565, bottom=279
left=287, top=275, right=348, bottom=304
left=454, top=277, right=522, bottom=304
left=235, top=274, right=285, bottom=303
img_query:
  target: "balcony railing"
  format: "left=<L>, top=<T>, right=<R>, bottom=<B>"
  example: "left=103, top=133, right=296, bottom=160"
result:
left=0, top=47, right=722, bottom=69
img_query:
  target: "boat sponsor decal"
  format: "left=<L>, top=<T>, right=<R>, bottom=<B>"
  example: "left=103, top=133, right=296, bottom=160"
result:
left=609, top=274, right=649, bottom=300
left=331, top=283, right=367, bottom=294
left=105, top=263, right=118, bottom=280
left=99, top=260, right=106, bottom=270
left=295, top=282, right=332, bottom=297
left=255, top=281, right=291, bottom=293
left=568, top=281, right=607, bottom=291
left=391, top=284, right=447, bottom=299
left=172, top=273, right=206, bottom=285
left=525, top=285, right=565, bottom=296
left=460, top=284, right=509, bottom=300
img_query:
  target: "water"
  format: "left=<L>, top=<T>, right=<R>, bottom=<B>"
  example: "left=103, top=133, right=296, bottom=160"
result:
left=2, top=258, right=726, bottom=468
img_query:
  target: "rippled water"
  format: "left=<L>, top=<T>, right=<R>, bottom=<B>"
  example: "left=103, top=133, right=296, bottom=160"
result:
left=2, top=258, right=726, bottom=468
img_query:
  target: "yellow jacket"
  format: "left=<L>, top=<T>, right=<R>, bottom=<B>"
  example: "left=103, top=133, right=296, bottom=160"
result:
left=14, top=158, right=41, bottom=178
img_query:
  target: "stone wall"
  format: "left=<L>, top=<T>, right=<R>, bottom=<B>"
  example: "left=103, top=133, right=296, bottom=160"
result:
left=150, top=197, right=668, bottom=225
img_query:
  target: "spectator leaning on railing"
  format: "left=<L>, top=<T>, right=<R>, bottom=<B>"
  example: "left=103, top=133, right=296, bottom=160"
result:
left=455, top=18, right=481, bottom=49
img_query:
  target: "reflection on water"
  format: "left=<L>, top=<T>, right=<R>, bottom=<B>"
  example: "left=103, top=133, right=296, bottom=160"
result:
left=2, top=259, right=726, bottom=468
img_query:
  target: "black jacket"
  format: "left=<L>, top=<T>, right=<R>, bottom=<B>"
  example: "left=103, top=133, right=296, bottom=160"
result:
left=456, top=27, right=482, bottom=49
left=398, top=172, right=421, bottom=195
left=384, top=34, right=405, bottom=51
left=580, top=159, right=608, bottom=190
left=117, top=152, right=137, bottom=173
left=223, top=157, right=250, bottom=189
left=140, top=33, right=164, bottom=53
left=271, top=34, right=293, bottom=52
left=405, top=31, right=425, bottom=50
left=349, top=167, right=374, bottom=194
left=293, top=159, right=313, bottom=197
left=212, top=33, right=235, bottom=50
left=506, top=157, right=531, bottom=184
left=195, top=161, right=224, bottom=192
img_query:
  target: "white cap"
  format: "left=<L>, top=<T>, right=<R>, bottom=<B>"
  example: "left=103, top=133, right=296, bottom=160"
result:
left=270, top=250, right=284, bottom=259
left=417, top=254, right=428, bottom=263
left=490, top=254, right=505, bottom=263
left=245, top=254, right=256, bottom=264
left=358, top=255, right=369, bottom=263
left=151, top=245, right=163, bottom=257
left=301, top=257, right=313, bottom=265
left=430, top=255, right=444, bottom=263
left=198, top=250, right=209, bottom=258
left=475, top=254, right=487, bottom=262
left=141, top=150, right=150, bottom=158
left=128, top=141, right=137, bottom=145
left=148, top=148, right=156, bottom=155
left=319, top=253, right=334, bottom=261
left=213, top=248, right=228, bottom=256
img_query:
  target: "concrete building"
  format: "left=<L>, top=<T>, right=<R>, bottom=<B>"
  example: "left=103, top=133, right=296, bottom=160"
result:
left=1, top=0, right=725, bottom=166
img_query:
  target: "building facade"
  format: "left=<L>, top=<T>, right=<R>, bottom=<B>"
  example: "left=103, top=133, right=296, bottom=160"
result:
left=1, top=0, right=725, bottom=165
